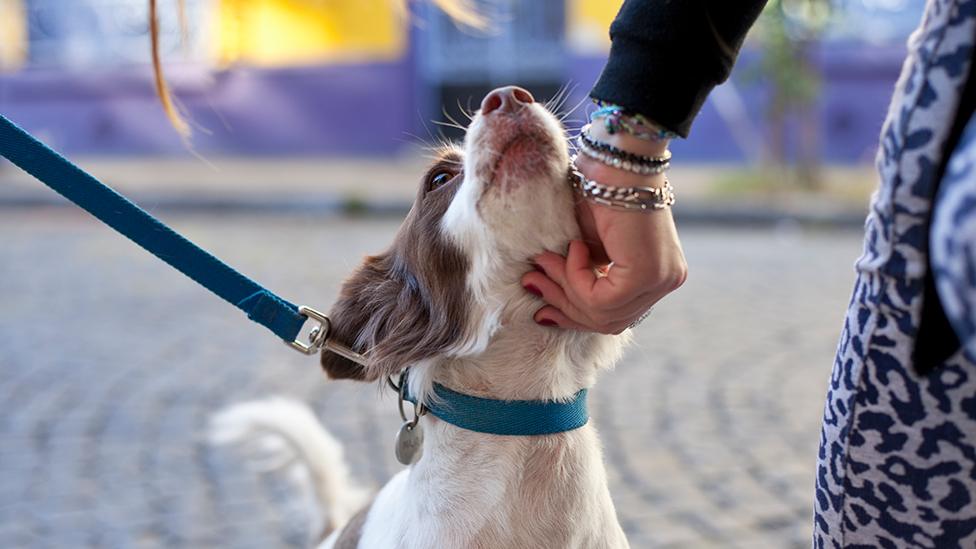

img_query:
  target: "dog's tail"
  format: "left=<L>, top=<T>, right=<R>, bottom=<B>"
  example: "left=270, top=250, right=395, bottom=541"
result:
left=209, top=397, right=370, bottom=538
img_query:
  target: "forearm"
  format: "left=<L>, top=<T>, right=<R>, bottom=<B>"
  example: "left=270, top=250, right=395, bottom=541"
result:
left=590, top=0, right=768, bottom=137
left=527, top=1, right=766, bottom=332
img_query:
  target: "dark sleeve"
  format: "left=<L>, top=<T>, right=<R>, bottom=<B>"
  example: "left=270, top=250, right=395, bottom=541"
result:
left=590, top=0, right=768, bottom=138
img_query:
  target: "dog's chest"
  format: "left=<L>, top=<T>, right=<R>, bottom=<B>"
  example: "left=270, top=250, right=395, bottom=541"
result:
left=356, top=422, right=629, bottom=549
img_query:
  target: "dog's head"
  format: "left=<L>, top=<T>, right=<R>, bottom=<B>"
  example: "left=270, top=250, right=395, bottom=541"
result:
left=322, top=86, right=621, bottom=392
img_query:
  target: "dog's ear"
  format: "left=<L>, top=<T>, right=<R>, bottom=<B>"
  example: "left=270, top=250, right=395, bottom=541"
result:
left=320, top=255, right=384, bottom=381
left=320, top=251, right=467, bottom=382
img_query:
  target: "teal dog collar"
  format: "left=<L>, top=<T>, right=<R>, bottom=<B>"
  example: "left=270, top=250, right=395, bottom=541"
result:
left=400, top=375, right=589, bottom=436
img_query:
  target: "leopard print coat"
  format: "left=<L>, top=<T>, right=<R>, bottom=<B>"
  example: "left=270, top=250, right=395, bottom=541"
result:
left=814, top=1, right=976, bottom=547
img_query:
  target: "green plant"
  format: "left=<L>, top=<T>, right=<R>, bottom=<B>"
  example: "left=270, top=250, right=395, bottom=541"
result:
left=755, top=0, right=833, bottom=189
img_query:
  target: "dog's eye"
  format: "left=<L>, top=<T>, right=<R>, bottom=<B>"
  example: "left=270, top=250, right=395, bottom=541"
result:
left=427, top=169, right=455, bottom=191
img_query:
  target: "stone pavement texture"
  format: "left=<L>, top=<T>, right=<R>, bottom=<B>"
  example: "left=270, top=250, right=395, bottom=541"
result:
left=0, top=210, right=863, bottom=548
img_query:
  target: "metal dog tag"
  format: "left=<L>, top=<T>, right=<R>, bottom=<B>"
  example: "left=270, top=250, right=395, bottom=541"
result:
left=394, top=421, right=423, bottom=465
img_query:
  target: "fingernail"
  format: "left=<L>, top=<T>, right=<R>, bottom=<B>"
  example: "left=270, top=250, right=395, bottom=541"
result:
left=524, top=284, right=542, bottom=297
left=537, top=318, right=558, bottom=327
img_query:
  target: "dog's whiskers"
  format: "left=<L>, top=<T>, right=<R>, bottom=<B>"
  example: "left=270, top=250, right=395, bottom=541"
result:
left=403, top=129, right=458, bottom=160
left=440, top=106, right=470, bottom=134
left=455, top=98, right=475, bottom=121
left=410, top=116, right=451, bottom=149
left=544, top=83, right=569, bottom=112
left=432, top=120, right=468, bottom=133
left=557, top=94, right=589, bottom=124
left=420, top=142, right=463, bottom=163
left=546, top=83, right=581, bottom=119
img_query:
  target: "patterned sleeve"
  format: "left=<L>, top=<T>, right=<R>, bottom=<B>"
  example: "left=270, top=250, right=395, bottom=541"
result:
left=931, top=111, right=976, bottom=354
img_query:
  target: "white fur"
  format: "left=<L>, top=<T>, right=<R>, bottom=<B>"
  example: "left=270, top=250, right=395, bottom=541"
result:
left=439, top=102, right=580, bottom=372
left=209, top=398, right=371, bottom=539
left=324, top=420, right=629, bottom=549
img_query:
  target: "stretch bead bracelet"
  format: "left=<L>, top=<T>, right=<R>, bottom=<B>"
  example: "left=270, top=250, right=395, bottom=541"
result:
left=578, top=125, right=671, bottom=175
left=568, top=156, right=675, bottom=212
left=591, top=101, right=679, bottom=141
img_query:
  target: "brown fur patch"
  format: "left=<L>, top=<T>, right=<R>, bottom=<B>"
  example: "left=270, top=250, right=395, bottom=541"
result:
left=321, top=148, right=471, bottom=382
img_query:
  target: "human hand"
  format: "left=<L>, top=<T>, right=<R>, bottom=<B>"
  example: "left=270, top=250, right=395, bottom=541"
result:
left=520, top=123, right=687, bottom=334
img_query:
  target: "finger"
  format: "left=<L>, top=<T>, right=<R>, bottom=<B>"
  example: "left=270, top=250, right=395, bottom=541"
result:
left=520, top=269, right=553, bottom=297
left=537, top=305, right=633, bottom=335
left=575, top=201, right=610, bottom=264
left=564, top=239, right=668, bottom=316
left=526, top=250, right=659, bottom=329
left=520, top=270, right=591, bottom=324
left=532, top=250, right=570, bottom=288
left=561, top=238, right=632, bottom=314
left=563, top=239, right=600, bottom=301
left=525, top=270, right=653, bottom=333
left=525, top=276, right=656, bottom=334
left=533, top=305, right=589, bottom=331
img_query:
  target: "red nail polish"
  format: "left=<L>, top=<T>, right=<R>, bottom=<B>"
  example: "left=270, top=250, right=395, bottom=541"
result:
left=524, top=284, right=543, bottom=297
left=537, top=318, right=558, bottom=327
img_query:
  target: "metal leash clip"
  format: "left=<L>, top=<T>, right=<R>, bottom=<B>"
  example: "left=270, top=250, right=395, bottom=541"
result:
left=287, top=305, right=369, bottom=365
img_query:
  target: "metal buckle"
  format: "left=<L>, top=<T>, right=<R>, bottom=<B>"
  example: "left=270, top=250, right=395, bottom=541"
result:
left=287, top=305, right=370, bottom=364
left=396, top=371, right=427, bottom=426
left=287, top=305, right=331, bottom=355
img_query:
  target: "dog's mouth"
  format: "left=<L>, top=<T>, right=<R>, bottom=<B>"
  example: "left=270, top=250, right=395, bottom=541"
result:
left=487, top=133, right=546, bottom=185
left=479, top=115, right=562, bottom=192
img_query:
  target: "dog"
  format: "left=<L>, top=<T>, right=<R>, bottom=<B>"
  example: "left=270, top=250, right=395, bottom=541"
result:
left=211, top=86, right=631, bottom=548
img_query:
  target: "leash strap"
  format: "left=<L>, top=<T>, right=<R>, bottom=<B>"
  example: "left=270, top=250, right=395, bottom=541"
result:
left=0, top=114, right=310, bottom=344
left=406, top=382, right=589, bottom=436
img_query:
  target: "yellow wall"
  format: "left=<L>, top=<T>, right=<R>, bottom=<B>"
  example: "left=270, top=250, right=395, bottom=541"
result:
left=1, top=1, right=624, bottom=71
left=217, top=0, right=406, bottom=66
left=567, top=0, right=623, bottom=53
left=217, top=0, right=626, bottom=67
left=0, top=0, right=26, bottom=71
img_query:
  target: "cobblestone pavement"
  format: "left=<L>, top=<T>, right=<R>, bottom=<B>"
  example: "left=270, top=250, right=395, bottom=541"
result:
left=0, top=210, right=863, bottom=548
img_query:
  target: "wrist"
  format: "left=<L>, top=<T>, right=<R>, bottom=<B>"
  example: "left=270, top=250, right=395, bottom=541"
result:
left=574, top=153, right=668, bottom=189
left=586, top=121, right=670, bottom=157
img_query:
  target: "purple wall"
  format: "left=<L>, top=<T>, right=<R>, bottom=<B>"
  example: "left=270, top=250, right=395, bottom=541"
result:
left=0, top=61, right=417, bottom=156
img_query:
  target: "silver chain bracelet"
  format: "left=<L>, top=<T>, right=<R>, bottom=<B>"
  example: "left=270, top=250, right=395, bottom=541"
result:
left=568, top=156, right=675, bottom=212
left=628, top=307, right=654, bottom=329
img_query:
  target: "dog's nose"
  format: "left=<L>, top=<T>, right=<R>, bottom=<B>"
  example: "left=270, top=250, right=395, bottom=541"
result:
left=480, top=86, right=534, bottom=115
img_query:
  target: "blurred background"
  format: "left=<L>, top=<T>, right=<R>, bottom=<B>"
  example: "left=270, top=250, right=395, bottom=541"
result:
left=0, top=1, right=927, bottom=548
left=0, top=0, right=924, bottom=210
left=0, top=0, right=922, bottom=158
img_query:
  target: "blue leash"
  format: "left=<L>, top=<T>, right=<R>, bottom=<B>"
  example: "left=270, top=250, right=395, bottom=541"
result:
left=1, top=113, right=589, bottom=438
left=0, top=113, right=360, bottom=359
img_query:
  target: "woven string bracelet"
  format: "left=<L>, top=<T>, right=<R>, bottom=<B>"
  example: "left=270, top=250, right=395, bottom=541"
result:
left=590, top=101, right=679, bottom=141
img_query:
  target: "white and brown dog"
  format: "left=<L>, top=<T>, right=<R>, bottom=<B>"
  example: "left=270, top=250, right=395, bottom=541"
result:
left=211, top=86, right=631, bottom=548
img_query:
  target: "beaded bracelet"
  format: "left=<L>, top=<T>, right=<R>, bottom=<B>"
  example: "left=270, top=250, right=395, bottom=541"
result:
left=590, top=100, right=679, bottom=141
left=568, top=156, right=675, bottom=212
left=578, top=125, right=671, bottom=175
